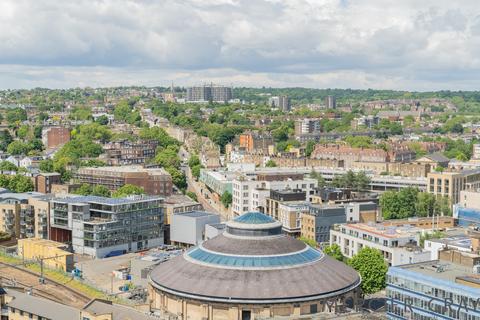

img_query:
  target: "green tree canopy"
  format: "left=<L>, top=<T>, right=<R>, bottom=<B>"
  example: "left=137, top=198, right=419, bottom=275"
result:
left=39, top=159, right=55, bottom=173
left=7, top=141, right=30, bottom=155
left=220, top=191, right=232, bottom=208
left=0, top=161, right=18, bottom=172
left=186, top=191, right=198, bottom=202
left=0, top=174, right=34, bottom=192
left=112, top=184, right=145, bottom=198
left=348, top=247, right=388, bottom=295
left=323, top=244, right=344, bottom=261
left=299, top=236, right=317, bottom=248
left=265, top=159, right=277, bottom=167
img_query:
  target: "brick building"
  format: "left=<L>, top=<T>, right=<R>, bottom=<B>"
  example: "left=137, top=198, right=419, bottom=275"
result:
left=42, top=127, right=71, bottom=149
left=101, top=139, right=158, bottom=165
left=75, top=165, right=173, bottom=196
left=234, top=131, right=274, bottom=153
left=34, top=172, right=62, bottom=194
left=311, top=144, right=415, bottom=166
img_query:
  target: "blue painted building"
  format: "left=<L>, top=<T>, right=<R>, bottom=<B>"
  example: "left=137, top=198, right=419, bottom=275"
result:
left=454, top=204, right=480, bottom=228
left=387, top=254, right=480, bottom=320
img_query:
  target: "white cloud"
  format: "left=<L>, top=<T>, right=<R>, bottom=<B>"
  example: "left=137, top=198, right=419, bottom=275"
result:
left=0, top=0, right=479, bottom=89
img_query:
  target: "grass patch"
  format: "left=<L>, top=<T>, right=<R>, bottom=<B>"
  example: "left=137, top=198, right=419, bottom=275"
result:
left=0, top=252, right=108, bottom=300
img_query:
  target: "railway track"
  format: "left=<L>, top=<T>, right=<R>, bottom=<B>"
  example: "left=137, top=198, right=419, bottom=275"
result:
left=0, top=261, right=91, bottom=308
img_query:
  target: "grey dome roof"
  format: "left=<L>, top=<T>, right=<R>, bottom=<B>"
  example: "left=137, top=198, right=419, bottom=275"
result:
left=150, top=253, right=360, bottom=303
left=150, top=213, right=360, bottom=304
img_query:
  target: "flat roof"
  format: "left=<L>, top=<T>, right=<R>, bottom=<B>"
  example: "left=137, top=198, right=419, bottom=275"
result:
left=344, top=223, right=420, bottom=239
left=175, top=211, right=217, bottom=218
left=428, top=236, right=471, bottom=249
left=6, top=289, right=79, bottom=319
left=396, top=260, right=476, bottom=284
left=0, top=192, right=44, bottom=201
left=53, top=195, right=162, bottom=205
left=79, top=165, right=169, bottom=174
left=164, top=194, right=199, bottom=205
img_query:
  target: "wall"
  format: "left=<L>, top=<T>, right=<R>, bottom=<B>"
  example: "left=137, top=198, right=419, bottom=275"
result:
left=149, top=287, right=360, bottom=320
left=17, top=238, right=73, bottom=272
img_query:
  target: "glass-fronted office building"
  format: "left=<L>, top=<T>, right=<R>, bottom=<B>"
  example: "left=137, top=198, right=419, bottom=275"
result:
left=387, top=262, right=480, bottom=320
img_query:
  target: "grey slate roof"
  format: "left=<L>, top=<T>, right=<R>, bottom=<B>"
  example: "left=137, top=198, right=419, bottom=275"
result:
left=6, top=289, right=79, bottom=319
left=202, top=234, right=306, bottom=255
left=82, top=299, right=158, bottom=320
left=425, top=153, right=450, bottom=163
left=150, top=254, right=360, bottom=303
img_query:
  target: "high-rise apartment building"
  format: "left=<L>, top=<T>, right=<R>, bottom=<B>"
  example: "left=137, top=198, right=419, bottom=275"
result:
left=294, top=118, right=321, bottom=136
left=268, top=95, right=291, bottom=111
left=186, top=85, right=232, bottom=103
left=325, top=95, right=336, bottom=109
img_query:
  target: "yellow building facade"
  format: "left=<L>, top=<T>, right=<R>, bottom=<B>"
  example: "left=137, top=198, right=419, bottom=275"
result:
left=17, top=238, right=74, bottom=272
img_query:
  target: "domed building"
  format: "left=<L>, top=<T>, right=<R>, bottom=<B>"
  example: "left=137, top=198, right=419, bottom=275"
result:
left=149, top=212, right=361, bottom=320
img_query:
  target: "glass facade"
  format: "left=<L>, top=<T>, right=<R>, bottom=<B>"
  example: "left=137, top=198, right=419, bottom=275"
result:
left=233, top=212, right=276, bottom=224
left=387, top=267, right=480, bottom=320
left=188, top=246, right=322, bottom=268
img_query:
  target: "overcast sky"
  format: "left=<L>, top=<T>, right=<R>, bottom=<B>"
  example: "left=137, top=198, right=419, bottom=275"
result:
left=1, top=0, right=480, bottom=90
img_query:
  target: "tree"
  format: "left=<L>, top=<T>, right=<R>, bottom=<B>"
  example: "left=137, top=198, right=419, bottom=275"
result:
left=265, top=159, right=277, bottom=167
left=348, top=247, right=388, bottom=295
left=323, top=244, right=344, bottom=261
left=7, top=141, right=30, bottom=155
left=96, top=115, right=109, bottom=125
left=188, top=155, right=201, bottom=168
left=8, top=175, right=34, bottom=192
left=310, top=169, right=326, bottom=188
left=6, top=108, right=27, bottom=123
left=17, top=125, right=29, bottom=139
left=220, top=191, right=232, bottom=208
left=435, top=196, right=452, bottom=216
left=139, top=127, right=179, bottom=148
left=114, top=100, right=133, bottom=122
left=299, top=236, right=317, bottom=248
left=380, top=187, right=418, bottom=220
left=33, top=125, right=43, bottom=139
left=0, top=130, right=13, bottom=151
left=155, top=145, right=181, bottom=169
left=272, top=124, right=290, bottom=142
left=415, top=192, right=436, bottom=217
left=166, top=167, right=187, bottom=190
left=186, top=191, right=198, bottom=202
left=39, top=159, right=55, bottom=173
left=354, top=171, right=371, bottom=191
left=91, top=185, right=111, bottom=197
left=73, top=184, right=93, bottom=196
left=29, top=139, right=44, bottom=151
left=191, top=165, right=201, bottom=180
left=305, top=141, right=316, bottom=157
left=0, top=161, right=18, bottom=172
left=112, top=184, right=145, bottom=198
left=344, top=136, right=373, bottom=148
